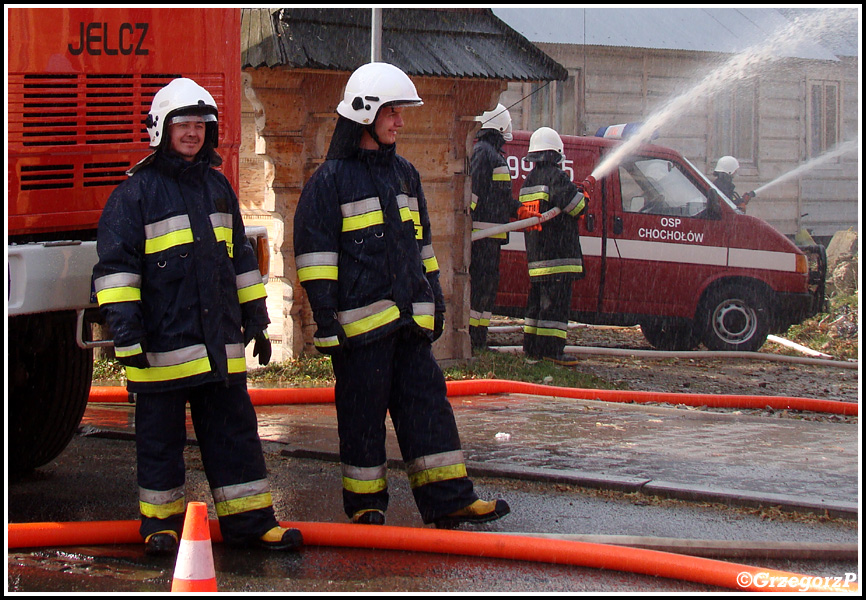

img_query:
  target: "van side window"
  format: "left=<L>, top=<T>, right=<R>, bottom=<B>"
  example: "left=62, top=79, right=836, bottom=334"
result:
left=619, top=159, right=708, bottom=218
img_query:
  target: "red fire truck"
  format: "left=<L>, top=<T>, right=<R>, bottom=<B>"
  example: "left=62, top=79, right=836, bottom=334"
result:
left=496, top=129, right=826, bottom=353
left=7, top=8, right=267, bottom=472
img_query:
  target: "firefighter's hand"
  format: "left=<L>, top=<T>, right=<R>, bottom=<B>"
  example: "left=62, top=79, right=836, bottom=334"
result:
left=741, top=191, right=755, bottom=205
left=253, top=331, right=272, bottom=366
left=116, top=348, right=150, bottom=370
left=516, top=204, right=542, bottom=231
left=433, top=312, right=445, bottom=342
left=313, top=309, right=348, bottom=355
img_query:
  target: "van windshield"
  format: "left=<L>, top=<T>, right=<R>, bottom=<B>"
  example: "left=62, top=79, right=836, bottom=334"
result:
left=619, top=158, right=712, bottom=218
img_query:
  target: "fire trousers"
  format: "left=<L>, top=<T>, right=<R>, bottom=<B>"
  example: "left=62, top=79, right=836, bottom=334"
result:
left=331, top=326, right=478, bottom=524
left=523, top=276, right=574, bottom=359
left=135, top=381, right=279, bottom=545
left=469, top=238, right=503, bottom=350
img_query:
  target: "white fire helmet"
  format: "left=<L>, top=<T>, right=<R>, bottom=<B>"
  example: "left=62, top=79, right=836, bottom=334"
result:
left=336, top=62, right=423, bottom=125
left=714, top=156, right=740, bottom=175
left=476, top=104, right=513, bottom=141
left=146, top=78, right=218, bottom=148
left=527, top=126, right=564, bottom=161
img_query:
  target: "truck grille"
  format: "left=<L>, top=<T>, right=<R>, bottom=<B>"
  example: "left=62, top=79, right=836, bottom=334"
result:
left=10, top=73, right=180, bottom=148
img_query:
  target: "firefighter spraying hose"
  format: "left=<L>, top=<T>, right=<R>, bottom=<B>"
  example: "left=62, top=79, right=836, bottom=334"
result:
left=471, top=175, right=596, bottom=242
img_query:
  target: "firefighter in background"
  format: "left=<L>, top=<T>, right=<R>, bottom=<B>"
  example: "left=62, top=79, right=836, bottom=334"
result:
left=712, top=155, right=755, bottom=211
left=469, top=104, right=541, bottom=351
left=520, top=127, right=589, bottom=366
left=294, top=62, right=510, bottom=529
left=93, top=78, right=302, bottom=556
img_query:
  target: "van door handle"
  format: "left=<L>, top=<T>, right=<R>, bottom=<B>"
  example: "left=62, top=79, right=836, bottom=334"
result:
left=585, top=213, right=595, bottom=232
left=613, top=216, right=623, bottom=235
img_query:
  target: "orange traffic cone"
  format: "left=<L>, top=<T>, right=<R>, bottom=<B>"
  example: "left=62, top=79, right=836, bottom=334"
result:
left=171, top=501, right=217, bottom=592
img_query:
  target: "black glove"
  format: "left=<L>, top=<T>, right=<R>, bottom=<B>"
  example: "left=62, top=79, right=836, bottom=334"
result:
left=115, top=344, right=150, bottom=369
left=433, top=312, right=445, bottom=342
left=253, top=330, right=272, bottom=366
left=313, top=309, right=348, bottom=355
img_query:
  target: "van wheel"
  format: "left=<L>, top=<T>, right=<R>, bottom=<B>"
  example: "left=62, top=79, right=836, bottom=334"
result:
left=640, top=320, right=699, bottom=351
left=700, top=285, right=770, bottom=352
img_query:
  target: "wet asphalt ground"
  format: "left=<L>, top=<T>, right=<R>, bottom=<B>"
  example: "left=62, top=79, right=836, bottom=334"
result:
left=6, top=387, right=861, bottom=593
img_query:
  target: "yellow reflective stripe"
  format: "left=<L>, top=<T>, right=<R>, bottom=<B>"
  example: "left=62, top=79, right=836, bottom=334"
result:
left=237, top=281, right=267, bottom=304
left=215, top=492, right=274, bottom=517
left=144, top=228, right=194, bottom=255
left=343, top=211, right=384, bottom=232
left=127, top=357, right=212, bottom=383
left=528, top=265, right=583, bottom=277
left=342, top=476, right=388, bottom=494
left=519, top=191, right=548, bottom=203
left=492, top=171, right=511, bottom=182
left=227, top=357, right=246, bottom=374
left=532, top=326, right=567, bottom=339
left=139, top=498, right=185, bottom=520
left=565, top=191, right=587, bottom=217
left=413, top=314, right=434, bottom=331
left=296, top=252, right=339, bottom=282
left=298, top=265, right=339, bottom=282
left=96, top=286, right=141, bottom=305
left=399, top=205, right=413, bottom=223
left=470, top=193, right=478, bottom=211
left=422, top=255, right=439, bottom=273
left=408, top=463, right=468, bottom=489
left=340, top=302, right=400, bottom=338
left=341, top=198, right=384, bottom=232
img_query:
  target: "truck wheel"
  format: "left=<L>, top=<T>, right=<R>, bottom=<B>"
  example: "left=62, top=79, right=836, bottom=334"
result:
left=9, top=312, right=93, bottom=474
left=699, top=285, right=770, bottom=352
left=640, top=319, right=699, bottom=351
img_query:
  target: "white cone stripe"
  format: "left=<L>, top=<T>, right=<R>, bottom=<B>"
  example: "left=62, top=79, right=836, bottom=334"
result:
left=174, top=539, right=216, bottom=580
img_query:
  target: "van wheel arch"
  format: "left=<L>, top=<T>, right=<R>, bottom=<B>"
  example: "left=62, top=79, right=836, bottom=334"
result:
left=698, top=280, right=775, bottom=352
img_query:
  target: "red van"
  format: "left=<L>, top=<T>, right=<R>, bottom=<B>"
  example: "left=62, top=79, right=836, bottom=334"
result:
left=494, top=129, right=826, bottom=352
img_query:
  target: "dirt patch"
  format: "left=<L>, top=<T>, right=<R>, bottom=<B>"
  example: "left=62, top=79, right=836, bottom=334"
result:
left=487, top=319, right=858, bottom=404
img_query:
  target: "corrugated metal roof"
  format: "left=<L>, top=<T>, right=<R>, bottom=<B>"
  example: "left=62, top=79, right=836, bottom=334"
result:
left=241, top=8, right=568, bottom=81
left=492, top=7, right=849, bottom=61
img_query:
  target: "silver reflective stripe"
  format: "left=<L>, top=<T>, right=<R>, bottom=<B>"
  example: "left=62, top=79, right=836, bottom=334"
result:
left=412, top=302, right=435, bottom=317
left=536, top=319, right=568, bottom=330
left=144, top=214, right=191, bottom=239
left=563, top=190, right=586, bottom=216
left=209, top=212, right=233, bottom=229
left=147, top=344, right=208, bottom=367
left=420, top=245, right=436, bottom=261
left=341, top=197, right=381, bottom=218
left=139, top=485, right=184, bottom=505
left=295, top=252, right=339, bottom=269
left=342, top=463, right=387, bottom=481
left=226, top=343, right=245, bottom=359
left=405, top=450, right=465, bottom=476
left=212, top=478, right=270, bottom=503
left=236, top=269, right=264, bottom=290
left=93, top=271, right=141, bottom=292
left=396, top=194, right=410, bottom=211
left=528, top=258, right=583, bottom=270
left=406, top=196, right=420, bottom=212
left=520, top=185, right=548, bottom=196
left=338, top=299, right=397, bottom=327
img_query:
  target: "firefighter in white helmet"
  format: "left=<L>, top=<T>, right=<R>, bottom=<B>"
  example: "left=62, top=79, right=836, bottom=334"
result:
left=469, top=104, right=541, bottom=351
left=712, top=155, right=754, bottom=211
left=520, top=127, right=589, bottom=365
left=93, top=77, right=302, bottom=555
left=294, top=63, right=510, bottom=529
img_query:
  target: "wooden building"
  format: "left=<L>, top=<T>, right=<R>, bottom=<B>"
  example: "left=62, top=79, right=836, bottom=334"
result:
left=239, top=8, right=566, bottom=362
